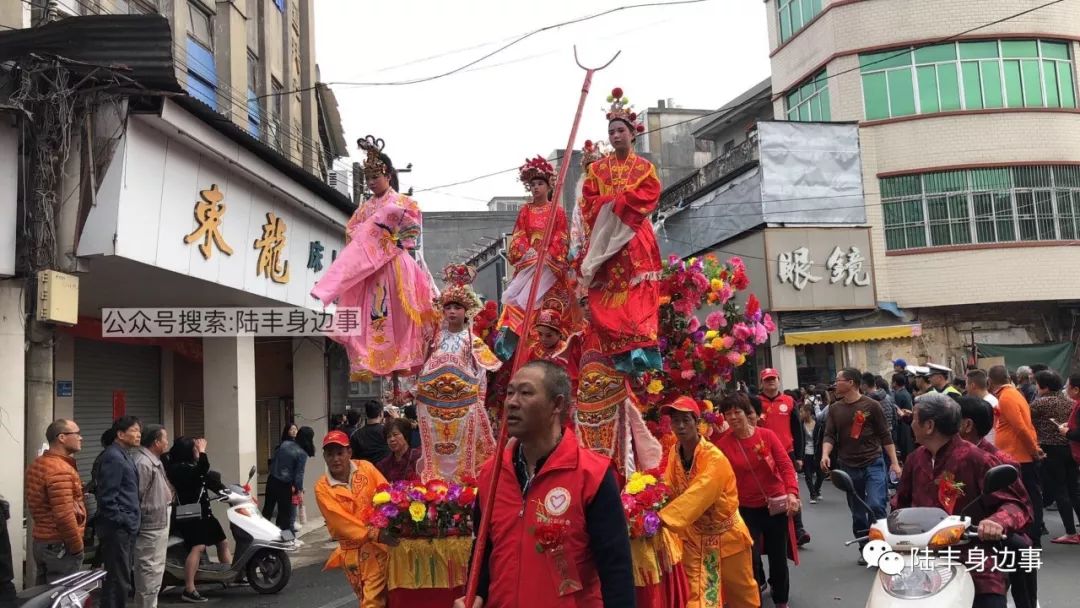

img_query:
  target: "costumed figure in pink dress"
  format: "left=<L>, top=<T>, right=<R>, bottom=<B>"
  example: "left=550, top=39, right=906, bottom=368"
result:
left=416, top=265, right=502, bottom=483
left=310, top=136, right=436, bottom=380
left=493, top=156, right=579, bottom=360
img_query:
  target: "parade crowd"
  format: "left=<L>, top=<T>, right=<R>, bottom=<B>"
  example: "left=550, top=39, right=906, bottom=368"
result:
left=12, top=85, right=1080, bottom=608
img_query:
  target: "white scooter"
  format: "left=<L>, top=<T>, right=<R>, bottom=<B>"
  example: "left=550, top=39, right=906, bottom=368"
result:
left=831, top=464, right=1028, bottom=608
left=162, top=466, right=299, bottom=595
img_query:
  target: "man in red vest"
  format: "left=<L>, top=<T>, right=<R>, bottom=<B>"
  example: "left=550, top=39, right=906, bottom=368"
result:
left=758, top=368, right=809, bottom=546
left=456, top=360, right=635, bottom=608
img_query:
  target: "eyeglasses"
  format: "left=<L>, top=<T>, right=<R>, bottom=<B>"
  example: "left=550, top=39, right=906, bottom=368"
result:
left=59, top=431, right=82, bottom=437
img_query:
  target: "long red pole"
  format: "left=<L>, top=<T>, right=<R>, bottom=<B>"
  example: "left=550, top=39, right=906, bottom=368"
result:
left=462, top=48, right=619, bottom=607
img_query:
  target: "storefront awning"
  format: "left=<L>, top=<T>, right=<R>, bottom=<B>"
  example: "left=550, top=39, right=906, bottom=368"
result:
left=783, top=323, right=922, bottom=346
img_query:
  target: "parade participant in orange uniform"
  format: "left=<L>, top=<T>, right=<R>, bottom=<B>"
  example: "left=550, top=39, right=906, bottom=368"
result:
left=575, top=88, right=662, bottom=375
left=495, top=156, right=577, bottom=360
left=458, top=361, right=635, bottom=608
left=314, top=431, right=395, bottom=608
left=660, top=396, right=759, bottom=608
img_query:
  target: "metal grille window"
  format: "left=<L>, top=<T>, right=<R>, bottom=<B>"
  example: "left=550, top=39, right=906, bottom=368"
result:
left=861, top=40, right=1076, bottom=120
left=882, top=165, right=1080, bottom=250
left=777, top=0, right=822, bottom=44
left=785, top=70, right=831, bottom=121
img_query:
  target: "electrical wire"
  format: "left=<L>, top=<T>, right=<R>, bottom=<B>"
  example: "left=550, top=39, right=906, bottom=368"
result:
left=411, top=0, right=1071, bottom=196
left=257, top=0, right=711, bottom=99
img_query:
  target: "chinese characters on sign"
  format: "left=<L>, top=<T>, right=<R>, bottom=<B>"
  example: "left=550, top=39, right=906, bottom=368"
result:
left=778, top=245, right=870, bottom=291
left=101, top=308, right=363, bottom=337
left=307, top=240, right=324, bottom=272
left=183, top=184, right=234, bottom=259
left=254, top=212, right=290, bottom=284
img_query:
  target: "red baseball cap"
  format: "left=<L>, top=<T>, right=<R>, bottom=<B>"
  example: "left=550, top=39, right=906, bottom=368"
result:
left=322, top=430, right=351, bottom=448
left=760, top=368, right=780, bottom=381
left=660, top=396, right=701, bottom=417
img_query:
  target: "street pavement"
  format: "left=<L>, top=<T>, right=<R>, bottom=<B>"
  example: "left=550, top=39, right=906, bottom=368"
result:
left=159, top=484, right=1080, bottom=607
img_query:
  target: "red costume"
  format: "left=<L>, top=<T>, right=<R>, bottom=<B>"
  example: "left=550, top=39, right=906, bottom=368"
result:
left=576, top=88, right=661, bottom=373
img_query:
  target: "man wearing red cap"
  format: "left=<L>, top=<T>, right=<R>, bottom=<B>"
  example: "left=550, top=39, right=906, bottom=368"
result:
left=314, top=430, right=393, bottom=608
left=659, top=396, right=759, bottom=608
left=757, top=369, right=809, bottom=546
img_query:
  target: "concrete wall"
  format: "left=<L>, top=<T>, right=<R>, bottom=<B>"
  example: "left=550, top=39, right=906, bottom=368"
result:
left=640, top=108, right=714, bottom=188
left=423, top=211, right=518, bottom=284
left=0, top=280, right=25, bottom=590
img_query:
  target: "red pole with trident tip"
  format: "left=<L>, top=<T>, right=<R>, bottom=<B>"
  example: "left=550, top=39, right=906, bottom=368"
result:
left=461, top=46, right=620, bottom=608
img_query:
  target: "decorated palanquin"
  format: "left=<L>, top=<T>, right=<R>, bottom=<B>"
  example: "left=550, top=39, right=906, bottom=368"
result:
left=311, top=136, right=436, bottom=378
left=574, top=326, right=662, bottom=480
left=495, top=156, right=579, bottom=360
left=575, top=88, right=662, bottom=375
left=416, top=265, right=502, bottom=484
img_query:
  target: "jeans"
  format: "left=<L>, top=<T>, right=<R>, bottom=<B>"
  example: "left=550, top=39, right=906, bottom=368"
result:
left=97, top=520, right=136, bottom=608
left=1019, top=462, right=1044, bottom=547
left=839, top=456, right=888, bottom=544
left=972, top=593, right=1006, bottom=608
left=32, top=541, right=83, bottom=584
left=1041, top=444, right=1080, bottom=535
left=739, top=507, right=791, bottom=604
left=262, top=475, right=296, bottom=531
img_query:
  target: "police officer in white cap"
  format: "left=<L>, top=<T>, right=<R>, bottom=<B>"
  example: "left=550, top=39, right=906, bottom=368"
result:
left=927, top=363, right=961, bottom=396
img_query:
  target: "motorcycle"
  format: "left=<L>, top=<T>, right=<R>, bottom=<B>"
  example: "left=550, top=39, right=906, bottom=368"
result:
left=831, top=463, right=1027, bottom=607
left=14, top=570, right=106, bottom=608
left=162, top=466, right=298, bottom=595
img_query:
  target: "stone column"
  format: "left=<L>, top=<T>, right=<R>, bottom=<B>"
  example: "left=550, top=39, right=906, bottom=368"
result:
left=771, top=341, right=799, bottom=392
left=202, top=336, right=257, bottom=486
left=292, top=337, right=327, bottom=523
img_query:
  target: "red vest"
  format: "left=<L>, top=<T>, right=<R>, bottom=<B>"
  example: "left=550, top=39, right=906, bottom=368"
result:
left=478, top=433, right=610, bottom=608
left=760, top=392, right=796, bottom=452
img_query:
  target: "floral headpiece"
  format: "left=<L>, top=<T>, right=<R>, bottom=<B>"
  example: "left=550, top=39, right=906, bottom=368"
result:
left=437, top=264, right=482, bottom=317
left=518, top=156, right=556, bottom=190
left=581, top=139, right=611, bottom=168
left=605, top=87, right=644, bottom=134
left=358, top=135, right=390, bottom=179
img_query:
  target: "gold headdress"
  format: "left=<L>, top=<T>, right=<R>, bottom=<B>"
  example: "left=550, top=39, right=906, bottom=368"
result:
left=605, top=87, right=644, bottom=133
left=437, top=264, right=483, bottom=317
left=358, top=135, right=390, bottom=179
left=581, top=139, right=611, bottom=168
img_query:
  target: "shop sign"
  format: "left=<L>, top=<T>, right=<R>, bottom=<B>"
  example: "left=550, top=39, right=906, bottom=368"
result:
left=764, top=227, right=877, bottom=311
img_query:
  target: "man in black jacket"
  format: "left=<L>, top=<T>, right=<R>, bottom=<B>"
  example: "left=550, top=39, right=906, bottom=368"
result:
left=350, top=400, right=390, bottom=464
left=97, top=416, right=142, bottom=608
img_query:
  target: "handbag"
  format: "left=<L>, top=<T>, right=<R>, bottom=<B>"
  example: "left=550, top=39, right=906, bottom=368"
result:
left=735, top=436, right=790, bottom=516
left=174, top=487, right=205, bottom=522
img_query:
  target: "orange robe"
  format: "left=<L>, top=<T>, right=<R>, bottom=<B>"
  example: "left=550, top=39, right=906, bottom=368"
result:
left=661, top=438, right=759, bottom=608
left=314, top=460, right=390, bottom=608
left=577, top=153, right=661, bottom=369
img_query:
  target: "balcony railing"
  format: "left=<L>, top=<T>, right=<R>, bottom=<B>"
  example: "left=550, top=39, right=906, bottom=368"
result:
left=658, top=136, right=759, bottom=212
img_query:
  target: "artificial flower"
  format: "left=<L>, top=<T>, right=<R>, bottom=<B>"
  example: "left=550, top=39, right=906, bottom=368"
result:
left=409, top=501, right=426, bottom=523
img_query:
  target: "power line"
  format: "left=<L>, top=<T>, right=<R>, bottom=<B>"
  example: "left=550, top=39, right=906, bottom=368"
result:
left=411, top=0, right=1071, bottom=195
left=258, top=0, right=711, bottom=99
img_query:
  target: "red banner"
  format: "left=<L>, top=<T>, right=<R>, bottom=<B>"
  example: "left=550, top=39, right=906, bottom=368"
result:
left=112, top=390, right=126, bottom=419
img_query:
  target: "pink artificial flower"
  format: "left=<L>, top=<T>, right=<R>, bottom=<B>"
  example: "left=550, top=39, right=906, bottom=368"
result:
left=687, top=317, right=701, bottom=333
left=763, top=313, right=776, bottom=333
left=705, top=311, right=726, bottom=331
left=726, top=351, right=743, bottom=365
left=691, top=272, right=709, bottom=291
left=733, top=323, right=752, bottom=341
left=753, top=323, right=768, bottom=345
left=729, top=256, right=745, bottom=271
left=718, top=286, right=734, bottom=304
left=681, top=369, right=696, bottom=380
left=722, top=335, right=735, bottom=349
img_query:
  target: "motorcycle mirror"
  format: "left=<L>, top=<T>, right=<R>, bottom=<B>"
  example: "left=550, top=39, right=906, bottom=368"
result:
left=248, top=465, right=257, bottom=481
left=830, top=469, right=856, bottom=494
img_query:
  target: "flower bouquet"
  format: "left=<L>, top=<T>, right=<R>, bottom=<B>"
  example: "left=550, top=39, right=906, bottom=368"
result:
left=368, top=478, right=478, bottom=539
left=620, top=470, right=672, bottom=539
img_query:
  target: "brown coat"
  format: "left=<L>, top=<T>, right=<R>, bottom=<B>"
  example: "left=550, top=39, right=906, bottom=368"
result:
left=26, top=451, right=87, bottom=553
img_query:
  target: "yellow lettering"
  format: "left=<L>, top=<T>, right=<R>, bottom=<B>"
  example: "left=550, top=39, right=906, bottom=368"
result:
left=183, top=184, right=234, bottom=259
left=253, top=212, right=290, bottom=284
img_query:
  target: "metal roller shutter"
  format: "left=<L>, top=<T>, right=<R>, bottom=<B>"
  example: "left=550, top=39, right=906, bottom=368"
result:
left=73, top=339, right=162, bottom=483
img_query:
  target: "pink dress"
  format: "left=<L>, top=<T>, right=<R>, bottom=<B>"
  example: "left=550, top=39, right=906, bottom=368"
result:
left=311, top=189, right=436, bottom=376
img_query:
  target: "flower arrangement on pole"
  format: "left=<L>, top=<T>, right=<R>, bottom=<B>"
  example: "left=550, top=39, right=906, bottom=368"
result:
left=368, top=478, right=478, bottom=539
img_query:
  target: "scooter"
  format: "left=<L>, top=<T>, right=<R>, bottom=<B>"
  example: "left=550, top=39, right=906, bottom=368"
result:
left=162, top=466, right=298, bottom=595
left=14, top=569, right=106, bottom=608
left=831, top=464, right=1027, bottom=607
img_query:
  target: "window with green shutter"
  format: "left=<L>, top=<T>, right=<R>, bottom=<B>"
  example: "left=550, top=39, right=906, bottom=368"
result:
left=777, top=0, right=822, bottom=44
left=785, top=70, right=831, bottom=122
left=880, top=166, right=1080, bottom=251
left=860, top=39, right=1077, bottom=120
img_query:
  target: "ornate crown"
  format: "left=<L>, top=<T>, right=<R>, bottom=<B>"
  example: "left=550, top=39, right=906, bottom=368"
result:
left=605, top=87, right=644, bottom=133
left=581, top=139, right=611, bottom=168
left=535, top=309, right=564, bottom=336
left=358, top=135, right=390, bottom=178
left=518, top=156, right=556, bottom=190
left=437, top=264, right=482, bottom=317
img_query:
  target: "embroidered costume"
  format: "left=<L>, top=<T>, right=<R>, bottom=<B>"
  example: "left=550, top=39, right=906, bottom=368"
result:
left=575, top=89, right=662, bottom=374
left=416, top=265, right=502, bottom=483
left=311, top=136, right=436, bottom=378
left=574, top=325, right=662, bottom=478
left=495, top=156, right=577, bottom=359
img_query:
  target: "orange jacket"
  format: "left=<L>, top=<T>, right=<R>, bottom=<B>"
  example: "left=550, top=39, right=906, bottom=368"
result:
left=314, top=460, right=389, bottom=570
left=26, top=452, right=87, bottom=552
left=993, top=384, right=1040, bottom=463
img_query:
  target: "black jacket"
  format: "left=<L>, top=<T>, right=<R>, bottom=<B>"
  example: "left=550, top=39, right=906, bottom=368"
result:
left=96, top=443, right=140, bottom=533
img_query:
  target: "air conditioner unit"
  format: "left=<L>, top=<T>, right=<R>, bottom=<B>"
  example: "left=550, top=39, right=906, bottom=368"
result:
left=328, top=169, right=350, bottom=197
